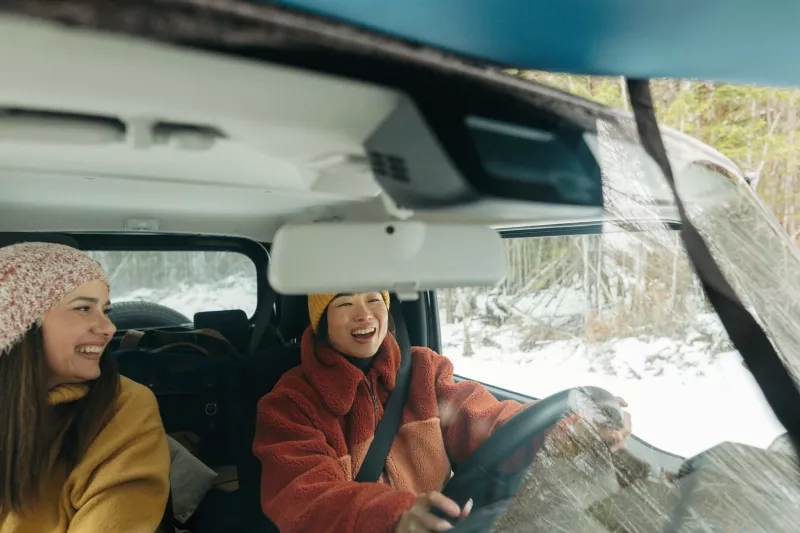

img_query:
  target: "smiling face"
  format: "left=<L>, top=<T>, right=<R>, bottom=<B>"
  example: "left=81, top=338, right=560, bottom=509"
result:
left=41, top=279, right=115, bottom=388
left=325, top=292, right=389, bottom=358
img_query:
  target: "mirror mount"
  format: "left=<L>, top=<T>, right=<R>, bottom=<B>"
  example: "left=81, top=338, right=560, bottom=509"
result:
left=379, top=190, right=415, bottom=221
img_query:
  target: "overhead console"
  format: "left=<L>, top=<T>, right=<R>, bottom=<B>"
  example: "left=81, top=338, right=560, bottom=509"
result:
left=365, top=93, right=605, bottom=213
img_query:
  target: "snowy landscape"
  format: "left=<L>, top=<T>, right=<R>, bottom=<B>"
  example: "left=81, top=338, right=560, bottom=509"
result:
left=438, top=298, right=784, bottom=458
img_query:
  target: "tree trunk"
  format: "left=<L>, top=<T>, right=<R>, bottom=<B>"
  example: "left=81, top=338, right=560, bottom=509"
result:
left=462, top=319, right=474, bottom=357
left=444, top=289, right=455, bottom=324
left=620, top=76, right=630, bottom=111
left=582, top=235, right=592, bottom=328
left=595, top=236, right=604, bottom=316
left=454, top=288, right=475, bottom=357
left=668, top=233, right=680, bottom=312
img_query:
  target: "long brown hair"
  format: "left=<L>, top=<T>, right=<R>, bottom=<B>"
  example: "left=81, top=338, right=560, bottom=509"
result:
left=0, top=326, right=120, bottom=514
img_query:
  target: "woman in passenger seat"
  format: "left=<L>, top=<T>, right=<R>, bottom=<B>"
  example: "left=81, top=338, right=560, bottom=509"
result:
left=0, top=242, right=170, bottom=533
left=253, top=291, right=632, bottom=533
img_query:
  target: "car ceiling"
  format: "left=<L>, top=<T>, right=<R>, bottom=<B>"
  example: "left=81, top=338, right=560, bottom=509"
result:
left=0, top=0, right=752, bottom=241
left=265, top=0, right=800, bottom=88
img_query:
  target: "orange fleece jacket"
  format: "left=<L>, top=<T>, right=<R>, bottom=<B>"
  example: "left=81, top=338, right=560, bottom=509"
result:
left=0, top=376, right=171, bottom=533
left=253, top=328, right=526, bottom=533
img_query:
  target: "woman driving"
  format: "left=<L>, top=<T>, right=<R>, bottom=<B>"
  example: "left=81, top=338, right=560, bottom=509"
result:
left=0, top=242, right=170, bottom=533
left=254, top=291, right=631, bottom=533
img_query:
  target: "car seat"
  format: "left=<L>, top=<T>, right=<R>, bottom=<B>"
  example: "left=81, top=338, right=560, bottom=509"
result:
left=194, top=309, right=251, bottom=355
left=237, top=294, right=309, bottom=533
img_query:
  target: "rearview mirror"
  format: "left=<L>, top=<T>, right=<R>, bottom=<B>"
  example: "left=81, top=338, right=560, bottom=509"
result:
left=269, top=221, right=506, bottom=300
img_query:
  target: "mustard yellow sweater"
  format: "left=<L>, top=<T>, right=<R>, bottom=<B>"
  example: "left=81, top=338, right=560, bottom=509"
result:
left=0, top=376, right=171, bottom=533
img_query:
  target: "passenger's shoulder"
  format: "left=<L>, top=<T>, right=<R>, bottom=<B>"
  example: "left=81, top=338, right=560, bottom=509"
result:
left=269, top=365, right=311, bottom=397
left=411, top=346, right=453, bottom=367
left=80, top=376, right=165, bottom=458
left=115, top=376, right=161, bottom=421
left=258, top=368, right=320, bottom=414
left=409, top=346, right=455, bottom=378
left=410, top=345, right=438, bottom=360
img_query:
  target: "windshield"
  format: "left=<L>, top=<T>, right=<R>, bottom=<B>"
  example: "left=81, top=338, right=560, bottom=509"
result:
left=441, top=226, right=784, bottom=458
left=597, top=115, right=800, bottom=386
left=439, top=112, right=800, bottom=532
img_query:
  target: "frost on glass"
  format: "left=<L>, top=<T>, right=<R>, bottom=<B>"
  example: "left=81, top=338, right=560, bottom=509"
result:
left=455, top=384, right=800, bottom=533
left=594, top=117, right=800, bottom=384
left=450, top=119, right=800, bottom=532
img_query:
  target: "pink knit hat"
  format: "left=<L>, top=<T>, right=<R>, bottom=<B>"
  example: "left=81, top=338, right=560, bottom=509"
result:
left=0, top=242, right=109, bottom=355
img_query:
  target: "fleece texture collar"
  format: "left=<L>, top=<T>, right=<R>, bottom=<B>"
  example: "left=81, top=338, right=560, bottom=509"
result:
left=300, top=326, right=400, bottom=416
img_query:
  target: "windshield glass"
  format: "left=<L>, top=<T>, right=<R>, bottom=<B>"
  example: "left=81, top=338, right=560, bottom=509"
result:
left=440, top=226, right=784, bottom=458
left=441, top=115, right=795, bottom=454
left=438, top=104, right=800, bottom=532
left=597, top=114, right=800, bottom=385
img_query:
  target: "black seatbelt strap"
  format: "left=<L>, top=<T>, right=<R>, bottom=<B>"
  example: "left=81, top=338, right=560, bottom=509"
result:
left=627, top=79, right=800, bottom=455
left=355, top=294, right=413, bottom=483
left=247, top=279, right=280, bottom=357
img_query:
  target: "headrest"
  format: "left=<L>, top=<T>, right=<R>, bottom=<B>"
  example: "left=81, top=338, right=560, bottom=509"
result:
left=0, top=232, right=80, bottom=249
left=278, top=295, right=309, bottom=342
left=193, top=309, right=250, bottom=353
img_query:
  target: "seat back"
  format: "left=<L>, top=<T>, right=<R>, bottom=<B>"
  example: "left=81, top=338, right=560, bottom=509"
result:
left=115, top=328, right=243, bottom=468
left=237, top=295, right=309, bottom=533
left=194, top=309, right=251, bottom=354
left=155, top=491, right=177, bottom=533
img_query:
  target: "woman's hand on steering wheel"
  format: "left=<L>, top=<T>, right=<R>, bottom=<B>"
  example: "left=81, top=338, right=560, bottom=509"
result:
left=395, top=492, right=472, bottom=532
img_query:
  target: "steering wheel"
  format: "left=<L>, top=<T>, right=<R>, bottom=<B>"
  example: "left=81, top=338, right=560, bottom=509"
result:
left=434, top=386, right=625, bottom=528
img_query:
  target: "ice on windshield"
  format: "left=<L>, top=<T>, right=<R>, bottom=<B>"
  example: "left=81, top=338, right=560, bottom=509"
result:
left=484, top=411, right=800, bottom=533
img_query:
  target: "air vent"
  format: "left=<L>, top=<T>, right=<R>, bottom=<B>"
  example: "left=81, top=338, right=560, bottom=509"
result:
left=0, top=108, right=125, bottom=145
left=369, top=151, right=410, bottom=183
left=152, top=122, right=226, bottom=151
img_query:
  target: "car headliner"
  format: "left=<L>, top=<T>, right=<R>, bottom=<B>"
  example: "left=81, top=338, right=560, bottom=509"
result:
left=265, top=0, right=800, bottom=88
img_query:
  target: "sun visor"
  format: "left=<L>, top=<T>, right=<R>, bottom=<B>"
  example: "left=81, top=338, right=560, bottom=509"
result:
left=268, top=221, right=506, bottom=300
left=364, top=98, right=603, bottom=211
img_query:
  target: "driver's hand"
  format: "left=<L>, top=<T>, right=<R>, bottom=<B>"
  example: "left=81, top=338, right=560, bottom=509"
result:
left=395, top=492, right=472, bottom=532
left=595, top=396, right=632, bottom=452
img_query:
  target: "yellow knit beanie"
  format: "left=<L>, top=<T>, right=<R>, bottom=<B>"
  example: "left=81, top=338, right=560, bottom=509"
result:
left=308, top=291, right=391, bottom=332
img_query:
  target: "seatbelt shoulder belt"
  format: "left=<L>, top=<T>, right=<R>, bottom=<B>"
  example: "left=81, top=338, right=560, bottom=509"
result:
left=354, top=294, right=414, bottom=483
left=247, top=280, right=280, bottom=357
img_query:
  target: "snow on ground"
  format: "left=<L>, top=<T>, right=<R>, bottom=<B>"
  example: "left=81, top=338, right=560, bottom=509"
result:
left=440, top=313, right=786, bottom=458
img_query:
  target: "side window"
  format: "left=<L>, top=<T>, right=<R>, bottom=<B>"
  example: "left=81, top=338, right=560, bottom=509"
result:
left=436, top=231, right=784, bottom=457
left=87, top=250, right=257, bottom=327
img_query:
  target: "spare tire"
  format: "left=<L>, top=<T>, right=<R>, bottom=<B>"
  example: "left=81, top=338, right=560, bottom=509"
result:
left=111, top=301, right=191, bottom=330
